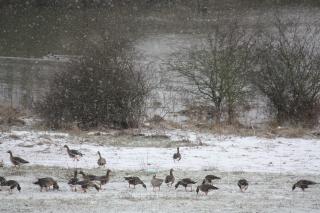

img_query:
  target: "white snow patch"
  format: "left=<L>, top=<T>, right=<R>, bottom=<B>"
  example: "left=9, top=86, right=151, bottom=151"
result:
left=0, top=129, right=320, bottom=174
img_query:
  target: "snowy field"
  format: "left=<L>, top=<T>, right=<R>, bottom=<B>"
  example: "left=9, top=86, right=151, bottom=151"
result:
left=0, top=128, right=320, bottom=212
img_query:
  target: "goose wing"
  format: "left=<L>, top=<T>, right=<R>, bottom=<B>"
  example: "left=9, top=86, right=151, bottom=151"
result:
left=165, top=175, right=173, bottom=183
left=300, top=180, right=318, bottom=185
left=13, top=156, right=29, bottom=164
left=182, top=178, right=196, bottom=184
left=70, top=149, right=83, bottom=156
left=205, top=175, right=221, bottom=180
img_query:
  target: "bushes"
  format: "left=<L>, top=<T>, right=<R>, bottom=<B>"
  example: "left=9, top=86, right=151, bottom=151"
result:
left=36, top=38, right=149, bottom=129
left=252, top=18, right=320, bottom=126
left=172, top=17, right=320, bottom=126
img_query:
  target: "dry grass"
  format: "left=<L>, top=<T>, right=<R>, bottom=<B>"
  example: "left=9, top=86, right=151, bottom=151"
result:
left=0, top=105, right=25, bottom=126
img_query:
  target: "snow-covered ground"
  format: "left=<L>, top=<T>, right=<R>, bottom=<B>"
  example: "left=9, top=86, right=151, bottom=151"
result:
left=0, top=128, right=320, bottom=212
left=1, top=129, right=320, bottom=174
left=0, top=165, right=319, bottom=213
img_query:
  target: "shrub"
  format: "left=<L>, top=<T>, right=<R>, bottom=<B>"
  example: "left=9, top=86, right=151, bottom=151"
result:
left=252, top=17, right=320, bottom=126
left=36, top=38, right=149, bottom=129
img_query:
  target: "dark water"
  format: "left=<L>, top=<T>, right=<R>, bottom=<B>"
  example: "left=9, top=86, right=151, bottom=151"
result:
left=0, top=57, right=69, bottom=108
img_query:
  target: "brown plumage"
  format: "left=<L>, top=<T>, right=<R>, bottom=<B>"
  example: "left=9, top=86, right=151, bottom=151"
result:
left=1, top=180, right=21, bottom=192
left=196, top=183, right=219, bottom=195
left=204, top=174, right=221, bottom=184
left=68, top=170, right=79, bottom=192
left=79, top=171, right=98, bottom=181
left=238, top=179, right=249, bottom=192
left=165, top=169, right=175, bottom=186
left=97, top=151, right=106, bottom=167
left=124, top=176, right=146, bottom=189
left=33, top=177, right=59, bottom=192
left=173, top=147, right=181, bottom=162
left=75, top=180, right=100, bottom=193
left=151, top=174, right=164, bottom=191
left=95, top=169, right=111, bottom=189
left=63, top=145, right=83, bottom=161
left=7, top=151, right=29, bottom=167
left=175, top=178, right=197, bottom=191
left=292, top=180, right=318, bottom=191
left=0, top=176, right=6, bottom=185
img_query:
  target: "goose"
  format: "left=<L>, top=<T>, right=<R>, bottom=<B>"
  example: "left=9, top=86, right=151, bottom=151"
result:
left=124, top=176, right=146, bottom=189
left=196, top=183, right=219, bottom=195
left=97, top=151, right=106, bottom=167
left=238, top=179, right=249, bottom=192
left=95, top=169, right=111, bottom=189
left=7, top=151, right=29, bottom=167
left=68, top=170, right=79, bottom=192
left=151, top=174, right=164, bottom=191
left=204, top=174, right=221, bottom=184
left=292, top=180, right=318, bottom=191
left=0, top=176, right=6, bottom=185
left=79, top=171, right=98, bottom=181
left=63, top=145, right=83, bottom=161
left=75, top=180, right=100, bottom=193
left=173, top=147, right=181, bottom=162
left=175, top=178, right=197, bottom=191
left=1, top=180, right=21, bottom=192
left=33, top=177, right=59, bottom=192
left=165, top=169, right=175, bottom=187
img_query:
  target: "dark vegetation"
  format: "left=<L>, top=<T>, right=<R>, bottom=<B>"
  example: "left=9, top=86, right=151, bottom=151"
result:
left=170, top=17, right=320, bottom=127
left=36, top=35, right=149, bottom=129
left=1, top=0, right=320, bottom=129
left=252, top=18, right=320, bottom=126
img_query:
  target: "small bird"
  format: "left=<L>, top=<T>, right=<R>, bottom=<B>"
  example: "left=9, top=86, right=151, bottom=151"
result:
left=1, top=180, right=21, bottom=192
left=196, top=183, right=219, bottom=195
left=95, top=169, right=111, bottom=189
left=68, top=170, right=79, bottom=192
left=7, top=151, right=29, bottom=167
left=238, top=179, right=249, bottom=192
left=124, top=176, right=146, bottom=189
left=63, top=145, right=84, bottom=161
left=151, top=174, right=164, bottom=191
left=75, top=180, right=100, bottom=193
left=292, top=180, right=318, bottom=191
left=0, top=160, right=4, bottom=167
left=204, top=174, right=221, bottom=184
left=165, top=169, right=175, bottom=187
left=173, top=147, right=181, bottom=162
left=33, top=177, right=59, bottom=192
left=97, top=151, right=106, bottom=167
left=175, top=178, right=197, bottom=191
left=79, top=171, right=98, bottom=181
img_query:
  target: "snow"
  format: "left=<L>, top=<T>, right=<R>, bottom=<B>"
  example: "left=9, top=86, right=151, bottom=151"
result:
left=0, top=166, right=319, bottom=213
left=1, top=129, right=320, bottom=175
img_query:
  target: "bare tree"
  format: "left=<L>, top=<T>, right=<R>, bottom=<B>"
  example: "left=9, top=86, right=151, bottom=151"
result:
left=252, top=17, right=320, bottom=126
left=170, top=20, right=254, bottom=124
